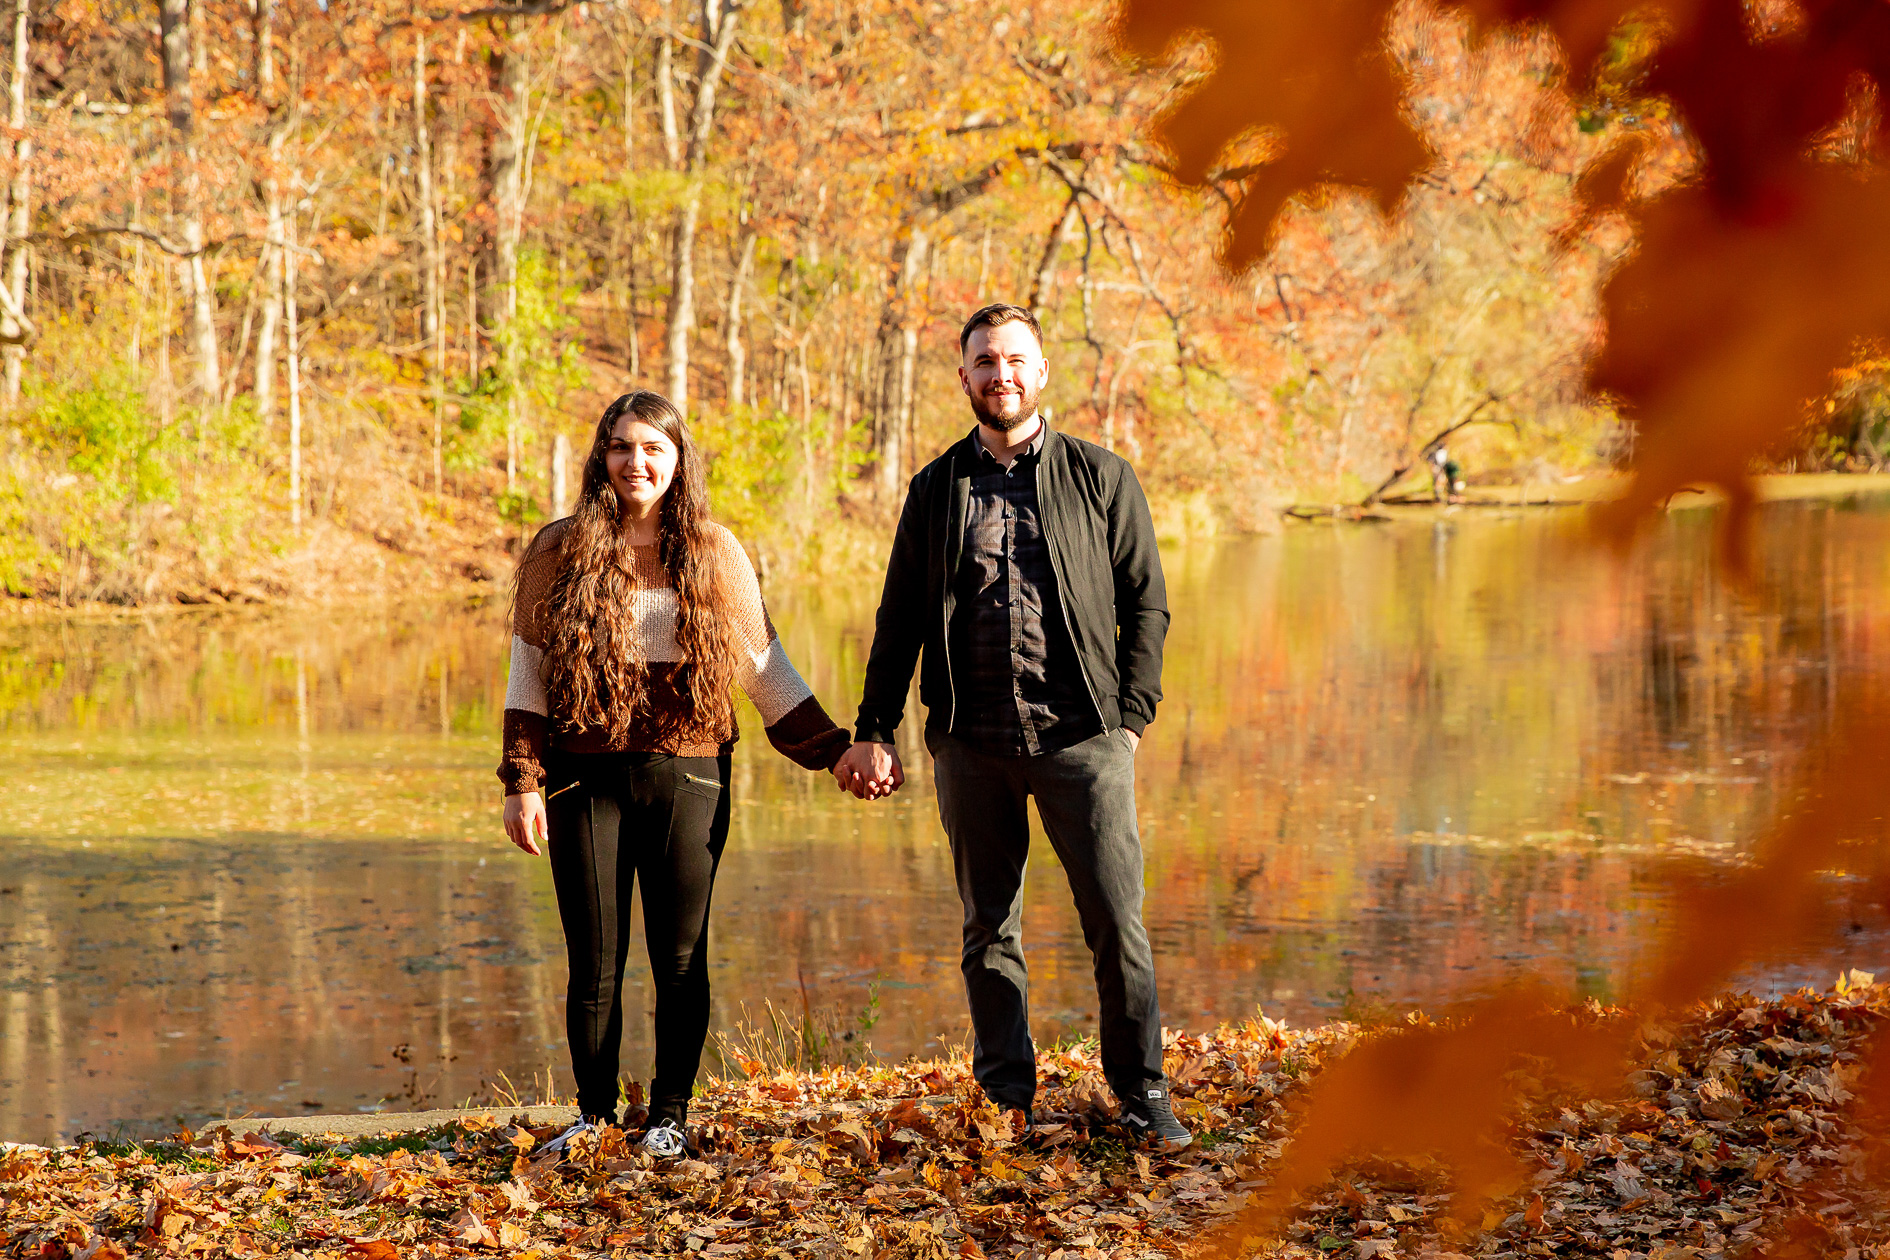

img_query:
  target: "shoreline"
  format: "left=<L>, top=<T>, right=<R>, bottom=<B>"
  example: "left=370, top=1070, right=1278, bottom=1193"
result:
left=1284, top=469, right=1890, bottom=522
left=9, top=472, right=1890, bottom=619
left=6, top=986, right=1888, bottom=1259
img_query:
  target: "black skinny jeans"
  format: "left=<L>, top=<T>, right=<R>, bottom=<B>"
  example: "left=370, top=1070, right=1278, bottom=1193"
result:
left=544, top=750, right=731, bottom=1124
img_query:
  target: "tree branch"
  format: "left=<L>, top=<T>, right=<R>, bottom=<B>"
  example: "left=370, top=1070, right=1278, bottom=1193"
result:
left=28, top=224, right=324, bottom=262
left=1027, top=192, right=1078, bottom=318
left=376, top=0, right=578, bottom=28
left=1360, top=392, right=1506, bottom=506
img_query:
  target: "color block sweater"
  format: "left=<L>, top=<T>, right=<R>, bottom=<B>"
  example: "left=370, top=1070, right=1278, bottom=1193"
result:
left=496, top=518, right=849, bottom=795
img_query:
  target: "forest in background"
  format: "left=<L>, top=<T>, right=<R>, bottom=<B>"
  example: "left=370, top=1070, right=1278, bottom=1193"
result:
left=0, top=0, right=1877, bottom=603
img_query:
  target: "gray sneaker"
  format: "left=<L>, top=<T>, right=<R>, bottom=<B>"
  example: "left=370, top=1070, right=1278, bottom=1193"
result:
left=1118, top=1087, right=1191, bottom=1150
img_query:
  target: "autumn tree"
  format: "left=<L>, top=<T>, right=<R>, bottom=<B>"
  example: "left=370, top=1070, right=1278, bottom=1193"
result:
left=0, top=0, right=1802, bottom=600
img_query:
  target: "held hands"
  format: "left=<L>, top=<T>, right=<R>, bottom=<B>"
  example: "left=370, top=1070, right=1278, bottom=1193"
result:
left=832, top=741, right=903, bottom=800
left=503, top=791, right=548, bottom=856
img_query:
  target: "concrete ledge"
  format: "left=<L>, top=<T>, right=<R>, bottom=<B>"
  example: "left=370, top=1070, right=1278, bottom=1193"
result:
left=198, top=1092, right=967, bottom=1146
left=222, top=1105, right=580, bottom=1141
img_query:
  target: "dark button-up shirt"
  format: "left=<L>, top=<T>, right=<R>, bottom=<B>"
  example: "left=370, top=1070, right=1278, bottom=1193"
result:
left=948, top=427, right=1097, bottom=756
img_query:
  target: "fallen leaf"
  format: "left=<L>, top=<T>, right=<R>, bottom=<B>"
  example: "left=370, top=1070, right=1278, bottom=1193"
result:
left=449, top=1208, right=497, bottom=1248
left=1696, top=1077, right=1744, bottom=1121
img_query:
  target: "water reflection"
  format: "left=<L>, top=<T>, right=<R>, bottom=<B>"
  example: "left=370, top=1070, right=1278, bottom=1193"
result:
left=5, top=498, right=1890, bottom=1144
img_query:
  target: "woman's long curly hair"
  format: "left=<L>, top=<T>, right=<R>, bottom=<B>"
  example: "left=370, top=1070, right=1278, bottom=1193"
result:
left=540, top=391, right=738, bottom=741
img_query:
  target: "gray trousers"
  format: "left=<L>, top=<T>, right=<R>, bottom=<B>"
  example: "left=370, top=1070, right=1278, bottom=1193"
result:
left=929, top=728, right=1165, bottom=1110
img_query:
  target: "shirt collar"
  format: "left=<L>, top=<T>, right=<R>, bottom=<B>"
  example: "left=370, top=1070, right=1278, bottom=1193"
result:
left=973, top=418, right=1048, bottom=465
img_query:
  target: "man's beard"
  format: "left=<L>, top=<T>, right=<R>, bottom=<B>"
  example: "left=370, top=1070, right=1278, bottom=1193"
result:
left=968, top=380, right=1042, bottom=431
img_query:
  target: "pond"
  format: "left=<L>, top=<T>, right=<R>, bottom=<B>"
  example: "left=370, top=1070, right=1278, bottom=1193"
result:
left=4, top=495, right=1889, bottom=1145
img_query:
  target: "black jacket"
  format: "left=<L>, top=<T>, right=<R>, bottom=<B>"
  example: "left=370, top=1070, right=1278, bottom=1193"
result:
left=853, top=424, right=1169, bottom=745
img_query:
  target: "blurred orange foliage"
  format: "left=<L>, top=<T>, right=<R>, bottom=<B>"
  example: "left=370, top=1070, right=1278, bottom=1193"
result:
left=1115, top=0, right=1890, bottom=1250
left=1119, top=0, right=1890, bottom=563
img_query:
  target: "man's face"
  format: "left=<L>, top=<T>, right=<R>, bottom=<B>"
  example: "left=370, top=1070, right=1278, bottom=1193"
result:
left=958, top=321, right=1048, bottom=432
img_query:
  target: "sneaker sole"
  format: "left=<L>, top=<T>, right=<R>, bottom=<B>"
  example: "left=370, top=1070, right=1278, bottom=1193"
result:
left=1120, top=1120, right=1193, bottom=1150
left=1131, top=1134, right=1193, bottom=1152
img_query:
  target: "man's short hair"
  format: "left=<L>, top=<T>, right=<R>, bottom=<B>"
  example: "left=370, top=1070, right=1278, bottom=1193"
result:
left=959, top=303, right=1043, bottom=354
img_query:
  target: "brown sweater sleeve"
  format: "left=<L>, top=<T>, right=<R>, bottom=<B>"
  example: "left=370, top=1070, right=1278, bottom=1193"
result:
left=498, top=709, right=550, bottom=795
left=763, top=696, right=850, bottom=771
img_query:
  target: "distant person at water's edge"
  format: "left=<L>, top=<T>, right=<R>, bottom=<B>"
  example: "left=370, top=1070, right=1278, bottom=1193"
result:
left=498, top=390, right=850, bottom=1158
left=833, top=303, right=1189, bottom=1149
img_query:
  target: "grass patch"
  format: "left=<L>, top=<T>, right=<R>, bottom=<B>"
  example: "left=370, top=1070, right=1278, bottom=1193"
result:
left=340, top=1131, right=442, bottom=1158
left=291, top=1128, right=454, bottom=1162
left=1075, top=1135, right=1135, bottom=1173
left=83, top=1141, right=216, bottom=1171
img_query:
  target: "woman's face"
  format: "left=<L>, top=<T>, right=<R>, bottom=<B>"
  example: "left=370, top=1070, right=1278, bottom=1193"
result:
left=604, top=416, right=680, bottom=520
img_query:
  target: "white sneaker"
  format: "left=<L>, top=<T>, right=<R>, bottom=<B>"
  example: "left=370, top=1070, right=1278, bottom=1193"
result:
left=640, top=1118, right=687, bottom=1158
left=540, top=1119, right=595, bottom=1155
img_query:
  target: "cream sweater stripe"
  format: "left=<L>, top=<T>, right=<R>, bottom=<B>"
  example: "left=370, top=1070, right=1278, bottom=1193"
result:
left=505, top=601, right=813, bottom=727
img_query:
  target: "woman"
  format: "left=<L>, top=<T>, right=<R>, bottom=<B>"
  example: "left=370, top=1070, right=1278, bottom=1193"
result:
left=499, top=390, right=849, bottom=1156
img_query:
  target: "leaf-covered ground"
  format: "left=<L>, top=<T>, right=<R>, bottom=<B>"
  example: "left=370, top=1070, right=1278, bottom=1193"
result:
left=7, top=983, right=1890, bottom=1260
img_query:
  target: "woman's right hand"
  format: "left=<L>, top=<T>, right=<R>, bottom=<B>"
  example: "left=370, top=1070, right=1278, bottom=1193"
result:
left=504, top=792, right=548, bottom=856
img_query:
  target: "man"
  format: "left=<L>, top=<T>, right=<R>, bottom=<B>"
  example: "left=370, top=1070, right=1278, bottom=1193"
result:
left=1427, top=445, right=1465, bottom=503
left=834, top=303, right=1186, bottom=1148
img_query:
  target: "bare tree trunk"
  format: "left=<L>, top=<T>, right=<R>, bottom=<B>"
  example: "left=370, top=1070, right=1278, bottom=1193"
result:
left=157, top=259, right=173, bottom=426
left=415, top=30, right=443, bottom=493
left=253, top=0, right=275, bottom=94
left=375, top=155, right=392, bottom=344
left=872, top=224, right=927, bottom=501
left=190, top=0, right=206, bottom=76
left=664, top=0, right=741, bottom=414
left=489, top=21, right=528, bottom=493
left=158, top=0, right=219, bottom=401
left=625, top=243, right=640, bottom=380
left=617, top=13, right=639, bottom=386
left=665, top=193, right=699, bottom=409
left=254, top=125, right=285, bottom=425
left=219, top=252, right=264, bottom=410
left=286, top=198, right=303, bottom=530
left=551, top=430, right=571, bottom=518
left=620, top=12, right=636, bottom=166
left=724, top=227, right=754, bottom=407
left=254, top=256, right=281, bottom=423
left=871, top=331, right=901, bottom=502
left=466, top=257, right=478, bottom=379
left=796, top=336, right=812, bottom=506
left=895, top=325, right=917, bottom=482
left=654, top=20, right=678, bottom=396
left=656, top=26, right=678, bottom=167
left=0, top=0, right=31, bottom=408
